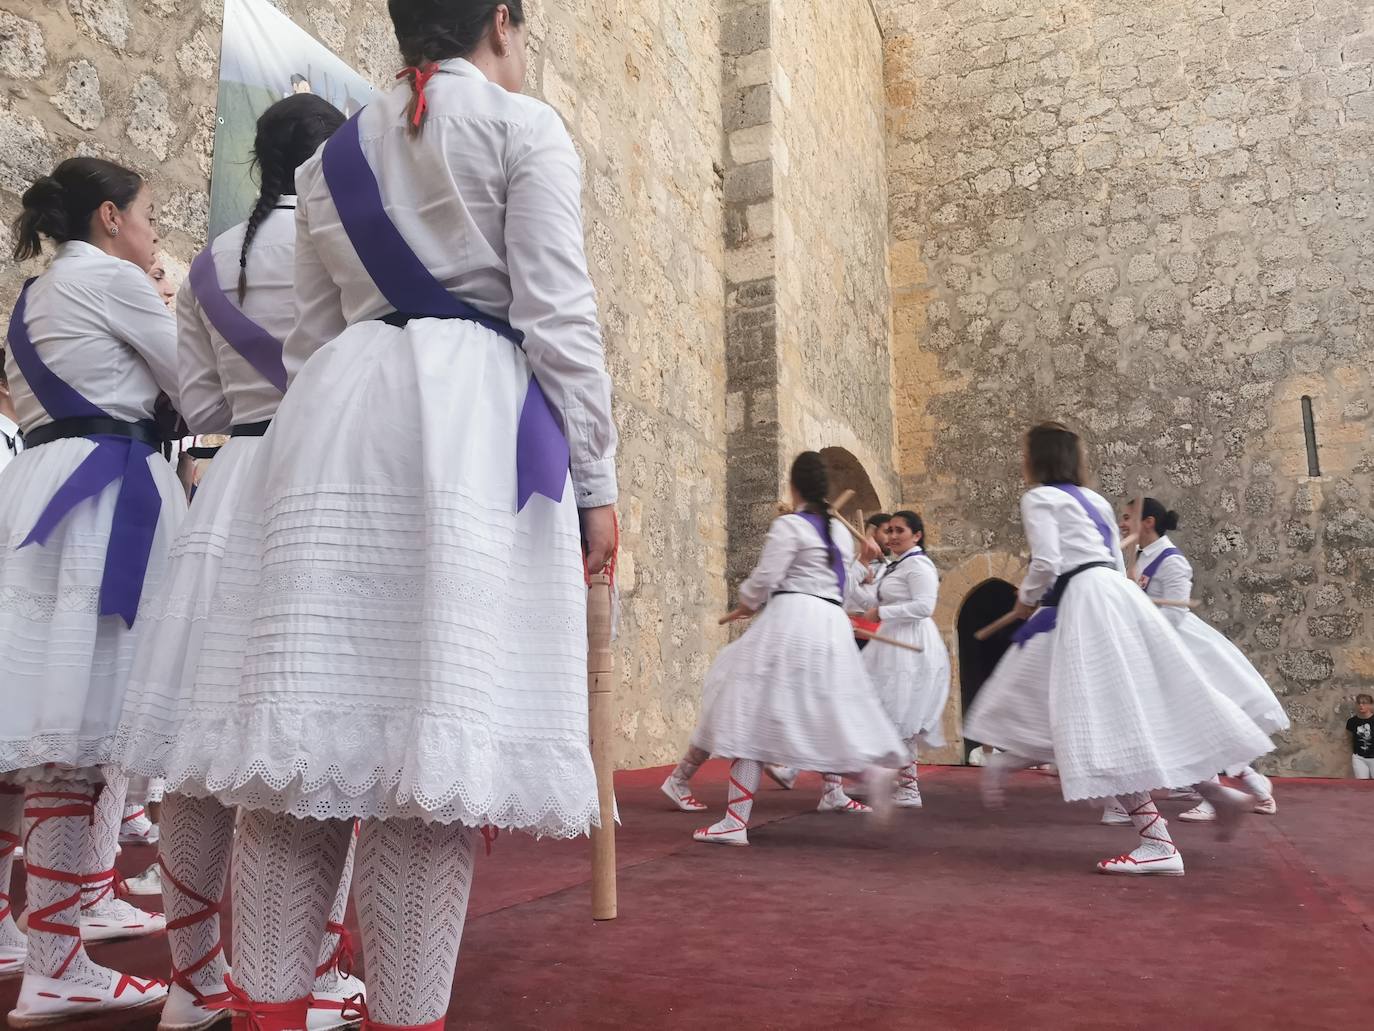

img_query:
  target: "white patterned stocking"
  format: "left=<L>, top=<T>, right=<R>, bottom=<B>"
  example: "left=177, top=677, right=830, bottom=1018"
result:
left=354, top=818, right=476, bottom=1027
left=80, top=770, right=127, bottom=913
left=231, top=810, right=352, bottom=1005
left=22, top=781, right=115, bottom=988
left=160, top=793, right=235, bottom=1000
left=313, top=823, right=358, bottom=994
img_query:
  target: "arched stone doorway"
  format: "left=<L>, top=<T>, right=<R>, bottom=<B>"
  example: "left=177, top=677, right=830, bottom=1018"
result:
left=956, top=578, right=1018, bottom=762
left=926, top=551, right=1025, bottom=764
left=820, top=446, right=883, bottom=522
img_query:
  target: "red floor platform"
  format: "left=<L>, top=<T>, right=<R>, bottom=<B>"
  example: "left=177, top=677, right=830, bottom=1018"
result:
left=3, top=764, right=1371, bottom=1029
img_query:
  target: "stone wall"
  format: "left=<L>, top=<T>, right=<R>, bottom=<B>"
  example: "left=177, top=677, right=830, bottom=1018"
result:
left=0, top=0, right=730, bottom=770
left=721, top=0, right=896, bottom=597
left=772, top=0, right=895, bottom=503
left=881, top=0, right=1374, bottom=776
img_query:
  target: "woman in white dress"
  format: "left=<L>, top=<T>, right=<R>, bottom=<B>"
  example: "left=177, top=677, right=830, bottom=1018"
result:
left=112, top=95, right=366, bottom=1031
left=667, top=452, right=905, bottom=847
left=1123, top=498, right=1288, bottom=823
left=849, top=511, right=951, bottom=808
left=0, top=157, right=180, bottom=1024
left=142, top=3, right=618, bottom=1025
left=965, top=422, right=1273, bottom=876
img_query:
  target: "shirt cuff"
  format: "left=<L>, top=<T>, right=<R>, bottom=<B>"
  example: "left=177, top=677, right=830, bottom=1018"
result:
left=572, top=456, right=618, bottom=509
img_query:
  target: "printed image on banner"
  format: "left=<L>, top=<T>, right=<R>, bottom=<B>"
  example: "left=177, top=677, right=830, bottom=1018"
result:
left=209, top=0, right=373, bottom=239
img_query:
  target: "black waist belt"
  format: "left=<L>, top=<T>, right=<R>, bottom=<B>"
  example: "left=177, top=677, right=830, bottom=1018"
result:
left=1042, top=560, right=1116, bottom=607
left=772, top=590, right=842, bottom=608
left=380, top=311, right=438, bottom=328
left=23, top=416, right=161, bottom=450
left=231, top=420, right=272, bottom=437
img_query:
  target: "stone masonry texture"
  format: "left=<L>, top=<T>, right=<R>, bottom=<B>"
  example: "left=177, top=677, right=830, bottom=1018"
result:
left=2, top=0, right=1368, bottom=775
left=880, top=0, right=1373, bottom=776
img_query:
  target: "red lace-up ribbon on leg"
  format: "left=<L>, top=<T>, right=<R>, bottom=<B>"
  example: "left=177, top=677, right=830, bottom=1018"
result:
left=396, top=63, right=440, bottom=128
left=339, top=994, right=445, bottom=1031
left=695, top=775, right=754, bottom=838
left=316, top=920, right=355, bottom=980
left=22, top=791, right=96, bottom=978
left=480, top=826, right=499, bottom=856
left=897, top=765, right=918, bottom=790
left=219, top=974, right=312, bottom=1031
left=1100, top=799, right=1177, bottom=867
left=158, top=856, right=231, bottom=1007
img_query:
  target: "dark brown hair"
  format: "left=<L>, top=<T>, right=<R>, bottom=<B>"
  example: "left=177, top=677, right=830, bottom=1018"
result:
left=790, top=451, right=839, bottom=573
left=1139, top=497, right=1180, bottom=534
left=12, top=157, right=144, bottom=261
left=388, top=0, right=526, bottom=133
left=1024, top=421, right=1086, bottom=486
left=238, top=94, right=344, bottom=300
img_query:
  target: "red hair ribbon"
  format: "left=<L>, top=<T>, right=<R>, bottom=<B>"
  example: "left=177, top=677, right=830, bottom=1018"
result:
left=396, top=63, right=440, bottom=128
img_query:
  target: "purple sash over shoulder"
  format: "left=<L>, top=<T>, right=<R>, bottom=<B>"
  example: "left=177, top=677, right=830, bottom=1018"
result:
left=320, top=113, right=568, bottom=511
left=6, top=280, right=161, bottom=627
left=187, top=247, right=288, bottom=393
left=794, top=512, right=846, bottom=595
left=1010, top=484, right=1116, bottom=648
left=1138, top=546, right=1181, bottom=591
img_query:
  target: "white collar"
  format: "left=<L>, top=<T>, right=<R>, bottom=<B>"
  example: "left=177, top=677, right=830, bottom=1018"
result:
left=1139, top=535, right=1173, bottom=560
left=54, top=239, right=109, bottom=261
left=0, top=411, right=17, bottom=438
left=276, top=194, right=298, bottom=209
left=436, top=57, right=488, bottom=82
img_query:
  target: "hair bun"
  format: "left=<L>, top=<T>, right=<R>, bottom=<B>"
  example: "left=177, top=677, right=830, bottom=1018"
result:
left=1164, top=509, right=1181, bottom=532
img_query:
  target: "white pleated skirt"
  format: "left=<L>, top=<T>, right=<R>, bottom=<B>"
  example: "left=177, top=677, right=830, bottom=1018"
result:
left=964, top=567, right=1274, bottom=802
left=112, top=318, right=597, bottom=838
left=1165, top=610, right=1291, bottom=736
left=863, top=615, right=951, bottom=746
left=691, top=594, right=906, bottom=773
left=0, top=439, right=186, bottom=774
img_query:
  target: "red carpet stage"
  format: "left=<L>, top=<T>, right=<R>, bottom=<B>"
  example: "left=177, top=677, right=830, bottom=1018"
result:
left=3, top=764, right=1370, bottom=1029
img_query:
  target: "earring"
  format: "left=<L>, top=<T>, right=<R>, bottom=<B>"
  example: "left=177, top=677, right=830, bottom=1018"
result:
left=109, top=226, right=119, bottom=237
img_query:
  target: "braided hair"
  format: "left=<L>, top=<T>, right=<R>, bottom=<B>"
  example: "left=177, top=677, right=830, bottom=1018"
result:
left=237, top=94, right=344, bottom=301
left=790, top=451, right=840, bottom=575
left=388, top=0, right=526, bottom=134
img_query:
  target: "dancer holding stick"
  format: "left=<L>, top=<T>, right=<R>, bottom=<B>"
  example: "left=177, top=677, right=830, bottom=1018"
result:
left=964, top=422, right=1273, bottom=876
left=662, top=453, right=903, bottom=841
left=847, top=512, right=950, bottom=808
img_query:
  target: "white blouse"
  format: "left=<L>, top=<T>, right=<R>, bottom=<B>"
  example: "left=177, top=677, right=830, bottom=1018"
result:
left=738, top=514, right=856, bottom=611
left=848, top=547, right=939, bottom=622
left=1136, top=534, right=1192, bottom=618
left=175, top=202, right=300, bottom=432
left=0, top=411, right=20, bottom=472
left=287, top=57, right=618, bottom=508
left=5, top=241, right=179, bottom=430
left=1018, top=485, right=1125, bottom=605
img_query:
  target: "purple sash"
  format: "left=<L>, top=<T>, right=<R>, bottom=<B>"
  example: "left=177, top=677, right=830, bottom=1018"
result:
left=187, top=246, right=288, bottom=393
left=320, top=113, right=568, bottom=510
left=1138, top=546, right=1181, bottom=591
left=1010, top=485, right=1116, bottom=648
left=6, top=280, right=161, bottom=627
left=794, top=512, right=846, bottom=595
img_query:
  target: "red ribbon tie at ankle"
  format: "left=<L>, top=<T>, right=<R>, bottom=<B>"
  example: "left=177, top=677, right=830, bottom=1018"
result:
left=481, top=825, right=499, bottom=856
left=221, top=974, right=313, bottom=1031
left=159, top=856, right=229, bottom=1004
left=319, top=920, right=355, bottom=979
left=397, top=63, right=439, bottom=127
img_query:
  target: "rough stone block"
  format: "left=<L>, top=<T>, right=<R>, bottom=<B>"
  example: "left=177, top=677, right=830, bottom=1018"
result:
left=0, top=11, right=46, bottom=79
left=52, top=60, right=104, bottom=130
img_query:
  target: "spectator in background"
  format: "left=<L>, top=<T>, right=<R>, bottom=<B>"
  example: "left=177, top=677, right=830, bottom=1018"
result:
left=147, top=258, right=176, bottom=309
left=1349, top=693, right=1374, bottom=779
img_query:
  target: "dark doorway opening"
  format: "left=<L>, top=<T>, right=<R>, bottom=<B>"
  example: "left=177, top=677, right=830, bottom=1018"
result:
left=957, top=579, right=1018, bottom=762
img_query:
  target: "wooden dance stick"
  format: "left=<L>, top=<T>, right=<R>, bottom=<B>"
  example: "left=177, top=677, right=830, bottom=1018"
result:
left=974, top=610, right=1023, bottom=641
left=1153, top=597, right=1199, bottom=609
left=718, top=611, right=922, bottom=652
left=586, top=571, right=617, bottom=921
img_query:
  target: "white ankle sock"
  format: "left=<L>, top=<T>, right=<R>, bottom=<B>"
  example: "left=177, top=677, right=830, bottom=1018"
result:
left=231, top=810, right=352, bottom=1004
left=160, top=793, right=234, bottom=999
left=355, top=818, right=476, bottom=1026
left=820, top=774, right=849, bottom=804
left=1235, top=767, right=1272, bottom=799
left=671, top=746, right=709, bottom=785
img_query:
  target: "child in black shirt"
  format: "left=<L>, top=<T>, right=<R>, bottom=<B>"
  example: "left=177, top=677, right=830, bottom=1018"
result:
left=1349, top=693, right=1374, bottom=779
